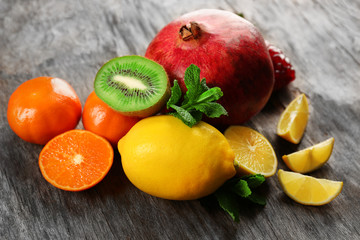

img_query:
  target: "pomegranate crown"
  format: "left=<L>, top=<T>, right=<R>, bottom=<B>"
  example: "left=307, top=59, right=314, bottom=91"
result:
left=179, top=22, right=201, bottom=41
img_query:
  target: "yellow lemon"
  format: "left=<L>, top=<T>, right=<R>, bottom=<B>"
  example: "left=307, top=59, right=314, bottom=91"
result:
left=224, top=126, right=277, bottom=177
left=282, top=137, right=334, bottom=173
left=278, top=169, right=343, bottom=206
left=118, top=115, right=236, bottom=200
left=277, top=94, right=309, bottom=144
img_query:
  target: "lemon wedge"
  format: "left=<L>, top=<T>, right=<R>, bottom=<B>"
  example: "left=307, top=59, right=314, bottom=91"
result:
left=224, top=126, right=277, bottom=177
left=277, top=94, right=309, bottom=144
left=282, top=138, right=334, bottom=173
left=278, top=169, right=343, bottom=206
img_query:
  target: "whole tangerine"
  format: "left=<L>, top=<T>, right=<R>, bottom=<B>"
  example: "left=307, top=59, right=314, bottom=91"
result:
left=82, top=91, right=140, bottom=146
left=7, top=76, right=82, bottom=145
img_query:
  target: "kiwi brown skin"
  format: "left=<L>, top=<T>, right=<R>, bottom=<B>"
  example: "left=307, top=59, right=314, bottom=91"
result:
left=94, top=55, right=171, bottom=118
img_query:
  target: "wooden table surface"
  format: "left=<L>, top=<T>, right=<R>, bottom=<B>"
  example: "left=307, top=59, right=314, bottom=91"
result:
left=1, top=0, right=359, bottom=239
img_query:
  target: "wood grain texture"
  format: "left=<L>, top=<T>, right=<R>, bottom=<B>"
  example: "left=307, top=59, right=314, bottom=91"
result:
left=1, top=0, right=359, bottom=239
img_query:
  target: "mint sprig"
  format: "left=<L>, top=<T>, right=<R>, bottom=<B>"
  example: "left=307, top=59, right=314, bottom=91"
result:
left=202, top=174, right=267, bottom=222
left=167, top=64, right=228, bottom=127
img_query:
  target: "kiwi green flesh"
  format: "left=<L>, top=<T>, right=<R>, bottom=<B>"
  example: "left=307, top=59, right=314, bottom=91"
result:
left=94, top=56, right=169, bottom=117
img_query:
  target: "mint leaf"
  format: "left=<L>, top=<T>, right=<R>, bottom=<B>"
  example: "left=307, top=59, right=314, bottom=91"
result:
left=211, top=174, right=266, bottom=222
left=193, top=102, right=228, bottom=118
left=169, top=105, right=197, bottom=127
left=215, top=190, right=240, bottom=222
left=166, top=64, right=227, bottom=127
left=248, top=192, right=266, bottom=206
left=183, top=64, right=202, bottom=105
left=200, top=78, right=209, bottom=92
left=242, top=174, right=265, bottom=189
left=167, top=80, right=182, bottom=109
left=189, top=110, right=203, bottom=123
left=232, top=180, right=251, bottom=198
left=196, top=87, right=223, bottom=103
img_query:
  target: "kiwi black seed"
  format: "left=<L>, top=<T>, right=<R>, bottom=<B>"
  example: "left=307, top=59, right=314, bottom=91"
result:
left=94, top=55, right=170, bottom=117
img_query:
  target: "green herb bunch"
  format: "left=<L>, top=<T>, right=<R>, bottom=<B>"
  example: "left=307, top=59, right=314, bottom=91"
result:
left=166, top=64, right=228, bottom=127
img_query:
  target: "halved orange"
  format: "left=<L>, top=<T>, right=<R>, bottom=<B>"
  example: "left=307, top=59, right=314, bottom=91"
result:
left=224, top=126, right=277, bottom=177
left=282, top=137, right=334, bottom=173
left=278, top=169, right=343, bottom=206
left=39, top=130, right=113, bottom=191
left=277, top=94, right=309, bottom=144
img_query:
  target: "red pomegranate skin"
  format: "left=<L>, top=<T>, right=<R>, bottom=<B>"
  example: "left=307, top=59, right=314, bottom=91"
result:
left=145, top=9, right=274, bottom=126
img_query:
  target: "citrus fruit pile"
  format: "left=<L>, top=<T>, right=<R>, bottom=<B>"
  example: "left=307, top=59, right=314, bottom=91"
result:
left=6, top=58, right=238, bottom=197
left=276, top=94, right=342, bottom=206
left=6, top=9, right=343, bottom=220
left=6, top=69, right=343, bottom=208
left=7, top=76, right=139, bottom=191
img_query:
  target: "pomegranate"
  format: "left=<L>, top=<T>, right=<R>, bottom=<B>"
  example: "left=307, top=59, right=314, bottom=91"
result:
left=145, top=9, right=274, bottom=126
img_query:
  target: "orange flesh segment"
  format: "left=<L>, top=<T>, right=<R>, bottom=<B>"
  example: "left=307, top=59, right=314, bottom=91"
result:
left=39, top=130, right=113, bottom=191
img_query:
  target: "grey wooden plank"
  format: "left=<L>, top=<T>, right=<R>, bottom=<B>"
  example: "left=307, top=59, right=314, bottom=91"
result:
left=0, top=0, right=359, bottom=239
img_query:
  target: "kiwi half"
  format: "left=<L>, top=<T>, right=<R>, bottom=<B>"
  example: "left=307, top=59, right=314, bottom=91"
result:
left=94, top=55, right=170, bottom=117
